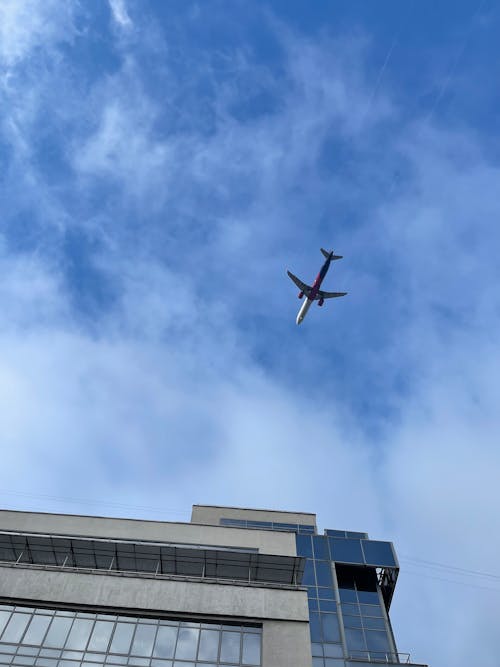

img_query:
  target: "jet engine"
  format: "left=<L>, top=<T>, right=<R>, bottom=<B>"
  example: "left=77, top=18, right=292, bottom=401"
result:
left=298, top=291, right=304, bottom=299
left=318, top=298, right=324, bottom=307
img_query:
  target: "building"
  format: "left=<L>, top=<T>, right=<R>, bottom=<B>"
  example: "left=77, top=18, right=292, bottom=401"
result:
left=0, top=504, right=427, bottom=667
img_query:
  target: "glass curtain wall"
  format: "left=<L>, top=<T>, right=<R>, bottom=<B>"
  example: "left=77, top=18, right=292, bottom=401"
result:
left=295, top=533, right=397, bottom=666
left=0, top=604, right=262, bottom=667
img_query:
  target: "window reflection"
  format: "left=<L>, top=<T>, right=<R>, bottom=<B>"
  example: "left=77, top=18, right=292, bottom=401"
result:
left=0, top=604, right=261, bottom=665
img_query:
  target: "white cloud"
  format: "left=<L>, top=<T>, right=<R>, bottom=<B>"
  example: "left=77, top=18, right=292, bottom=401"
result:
left=108, top=0, right=133, bottom=29
left=0, top=0, right=77, bottom=66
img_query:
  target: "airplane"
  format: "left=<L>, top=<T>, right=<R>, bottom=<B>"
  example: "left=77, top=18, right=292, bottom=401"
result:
left=287, top=248, right=347, bottom=325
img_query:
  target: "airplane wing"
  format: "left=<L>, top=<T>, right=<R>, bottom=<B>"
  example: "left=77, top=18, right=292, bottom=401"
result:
left=316, top=289, right=347, bottom=299
left=287, top=270, right=312, bottom=296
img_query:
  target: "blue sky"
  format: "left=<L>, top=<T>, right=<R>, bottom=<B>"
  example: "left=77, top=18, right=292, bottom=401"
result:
left=1, top=1, right=500, bottom=664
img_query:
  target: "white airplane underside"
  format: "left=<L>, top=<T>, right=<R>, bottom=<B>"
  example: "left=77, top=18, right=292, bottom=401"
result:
left=286, top=271, right=347, bottom=301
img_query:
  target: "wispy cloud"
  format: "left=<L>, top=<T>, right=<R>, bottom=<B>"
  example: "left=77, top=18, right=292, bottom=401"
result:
left=108, top=0, right=133, bottom=29
left=0, top=3, right=499, bottom=666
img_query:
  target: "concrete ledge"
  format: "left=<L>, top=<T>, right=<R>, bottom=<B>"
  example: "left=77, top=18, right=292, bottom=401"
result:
left=0, top=565, right=310, bottom=622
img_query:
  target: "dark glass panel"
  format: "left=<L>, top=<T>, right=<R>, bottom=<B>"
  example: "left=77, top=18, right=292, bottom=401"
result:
left=313, top=536, right=328, bottom=560
left=363, top=617, right=386, bottom=630
left=295, top=534, right=313, bottom=558
left=344, top=628, right=365, bottom=651
left=343, top=615, right=363, bottom=629
left=360, top=604, right=383, bottom=617
left=302, top=561, right=315, bottom=586
left=318, top=600, right=336, bottom=612
left=317, top=587, right=335, bottom=600
left=274, top=523, right=296, bottom=531
left=315, top=561, right=332, bottom=587
left=309, top=613, right=322, bottom=643
left=365, top=630, right=390, bottom=652
left=72, top=540, right=97, bottom=569
left=321, top=614, right=340, bottom=642
left=329, top=539, right=363, bottom=564
left=308, top=598, right=318, bottom=611
left=311, top=643, right=323, bottom=656
left=325, top=530, right=345, bottom=538
left=340, top=603, right=360, bottom=616
left=324, top=644, right=344, bottom=658
left=298, top=525, right=316, bottom=534
left=338, top=589, right=357, bottom=603
left=335, top=565, right=354, bottom=590
left=346, top=532, right=368, bottom=539
left=357, top=591, right=379, bottom=605
left=362, top=541, right=397, bottom=567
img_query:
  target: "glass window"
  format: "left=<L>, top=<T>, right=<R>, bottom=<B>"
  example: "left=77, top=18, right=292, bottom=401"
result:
left=321, top=614, right=340, bottom=642
left=242, top=633, right=260, bottom=665
left=312, top=658, right=324, bottom=667
left=131, top=624, right=157, bottom=657
left=154, top=625, right=178, bottom=659
left=343, top=615, right=362, bottom=629
left=324, top=644, right=343, bottom=657
left=318, top=600, right=336, bottom=612
left=109, top=622, right=135, bottom=654
left=340, top=603, right=359, bottom=615
left=197, top=629, right=219, bottom=661
left=308, top=598, right=318, bottom=611
left=295, top=534, right=313, bottom=557
left=313, top=537, right=328, bottom=560
left=328, top=539, right=364, bottom=564
left=360, top=604, right=383, bottom=617
left=1, top=612, right=30, bottom=642
left=219, top=631, right=240, bottom=663
left=338, top=589, right=357, bottom=604
left=302, top=560, right=315, bottom=586
left=23, top=614, right=51, bottom=645
left=65, top=618, right=93, bottom=650
left=361, top=541, right=396, bottom=567
left=175, top=627, right=199, bottom=660
left=362, top=617, right=386, bottom=631
left=311, top=643, right=323, bottom=656
left=344, top=628, right=365, bottom=651
left=87, top=621, right=113, bottom=652
left=44, top=616, right=73, bottom=648
left=309, top=613, right=321, bottom=643
left=357, top=591, right=379, bottom=605
left=365, top=630, right=390, bottom=652
left=317, top=587, right=334, bottom=600
left=315, top=561, right=332, bottom=587
left=0, top=610, right=11, bottom=636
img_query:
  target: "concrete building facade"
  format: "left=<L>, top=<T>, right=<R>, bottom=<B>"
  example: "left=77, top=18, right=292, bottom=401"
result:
left=0, top=505, right=427, bottom=667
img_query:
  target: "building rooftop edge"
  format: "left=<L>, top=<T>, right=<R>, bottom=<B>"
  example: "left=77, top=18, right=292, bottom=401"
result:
left=192, top=504, right=317, bottom=518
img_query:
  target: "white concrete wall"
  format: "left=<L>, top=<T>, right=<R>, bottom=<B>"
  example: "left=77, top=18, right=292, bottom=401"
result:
left=0, top=510, right=296, bottom=556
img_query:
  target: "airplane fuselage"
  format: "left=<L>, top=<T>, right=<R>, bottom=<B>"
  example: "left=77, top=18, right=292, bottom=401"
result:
left=296, top=255, right=332, bottom=324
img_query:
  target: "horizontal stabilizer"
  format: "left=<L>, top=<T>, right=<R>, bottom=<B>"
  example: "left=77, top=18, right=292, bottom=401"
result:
left=316, top=290, right=347, bottom=300
left=287, top=270, right=312, bottom=296
left=321, top=248, right=343, bottom=260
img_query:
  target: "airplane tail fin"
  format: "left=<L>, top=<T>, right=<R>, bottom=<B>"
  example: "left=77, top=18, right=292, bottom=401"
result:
left=321, top=248, right=343, bottom=260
